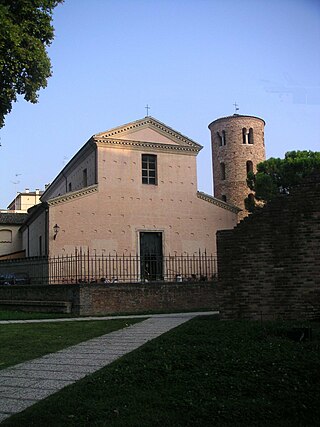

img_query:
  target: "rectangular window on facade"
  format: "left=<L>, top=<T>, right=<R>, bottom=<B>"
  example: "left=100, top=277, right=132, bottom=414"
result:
left=83, top=169, right=88, bottom=187
left=142, top=154, right=157, bottom=185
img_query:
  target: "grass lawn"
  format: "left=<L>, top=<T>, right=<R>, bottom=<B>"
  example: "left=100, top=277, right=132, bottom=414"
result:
left=0, top=318, right=143, bottom=370
left=0, top=310, right=76, bottom=321
left=2, top=316, right=320, bottom=426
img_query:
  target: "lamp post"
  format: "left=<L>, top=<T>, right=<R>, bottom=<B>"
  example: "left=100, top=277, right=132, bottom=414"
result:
left=53, top=224, right=60, bottom=240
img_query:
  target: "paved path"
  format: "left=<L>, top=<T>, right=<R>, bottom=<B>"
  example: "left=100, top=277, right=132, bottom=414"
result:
left=0, top=311, right=217, bottom=325
left=0, top=312, right=217, bottom=423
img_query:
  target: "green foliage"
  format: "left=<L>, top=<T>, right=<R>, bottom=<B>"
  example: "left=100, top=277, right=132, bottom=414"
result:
left=3, top=317, right=320, bottom=426
left=0, top=0, right=63, bottom=128
left=246, top=150, right=320, bottom=212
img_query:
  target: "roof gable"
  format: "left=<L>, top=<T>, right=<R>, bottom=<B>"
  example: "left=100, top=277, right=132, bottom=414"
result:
left=115, top=127, right=180, bottom=145
left=94, top=117, right=202, bottom=153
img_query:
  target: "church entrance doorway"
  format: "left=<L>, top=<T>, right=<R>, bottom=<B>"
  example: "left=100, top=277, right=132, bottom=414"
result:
left=140, top=232, right=163, bottom=281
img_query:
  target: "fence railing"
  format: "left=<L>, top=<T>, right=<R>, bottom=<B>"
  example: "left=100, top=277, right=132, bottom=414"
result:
left=0, top=250, right=217, bottom=285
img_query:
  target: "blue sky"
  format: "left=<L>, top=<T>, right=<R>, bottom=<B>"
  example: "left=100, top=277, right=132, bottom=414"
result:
left=1, top=0, right=319, bottom=208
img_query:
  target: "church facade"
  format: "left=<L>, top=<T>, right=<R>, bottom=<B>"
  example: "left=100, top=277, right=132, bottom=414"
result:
left=21, top=117, right=239, bottom=260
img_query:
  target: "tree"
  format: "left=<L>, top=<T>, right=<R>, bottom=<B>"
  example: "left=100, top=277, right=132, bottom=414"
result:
left=245, top=150, right=320, bottom=212
left=0, top=0, right=63, bottom=128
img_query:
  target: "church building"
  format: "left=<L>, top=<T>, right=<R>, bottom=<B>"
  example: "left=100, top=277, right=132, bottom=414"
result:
left=21, top=116, right=239, bottom=261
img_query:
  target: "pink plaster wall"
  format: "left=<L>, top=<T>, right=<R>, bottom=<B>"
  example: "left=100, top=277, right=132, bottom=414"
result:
left=48, top=145, right=237, bottom=257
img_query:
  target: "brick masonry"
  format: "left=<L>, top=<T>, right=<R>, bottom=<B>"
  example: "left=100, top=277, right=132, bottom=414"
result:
left=79, top=282, right=218, bottom=315
left=1, top=179, right=318, bottom=319
left=0, top=284, right=80, bottom=313
left=216, top=177, right=320, bottom=320
left=0, top=281, right=218, bottom=315
left=208, top=115, right=266, bottom=220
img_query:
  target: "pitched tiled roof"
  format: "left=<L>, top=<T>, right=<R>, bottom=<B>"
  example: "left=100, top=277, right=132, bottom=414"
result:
left=0, top=212, right=28, bottom=225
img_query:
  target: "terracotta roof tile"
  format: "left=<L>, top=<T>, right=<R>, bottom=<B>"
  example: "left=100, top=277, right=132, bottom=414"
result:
left=0, top=212, right=28, bottom=225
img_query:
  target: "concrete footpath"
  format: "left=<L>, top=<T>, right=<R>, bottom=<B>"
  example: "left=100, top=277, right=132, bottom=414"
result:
left=0, top=311, right=217, bottom=423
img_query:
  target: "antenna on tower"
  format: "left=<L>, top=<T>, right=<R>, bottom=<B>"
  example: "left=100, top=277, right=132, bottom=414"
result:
left=233, top=102, right=239, bottom=114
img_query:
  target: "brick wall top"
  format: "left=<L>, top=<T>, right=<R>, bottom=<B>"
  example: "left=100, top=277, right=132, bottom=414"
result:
left=216, top=177, right=320, bottom=320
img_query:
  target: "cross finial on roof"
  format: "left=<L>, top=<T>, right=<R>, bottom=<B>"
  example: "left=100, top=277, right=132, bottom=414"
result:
left=233, top=102, right=239, bottom=114
left=145, top=104, right=150, bottom=117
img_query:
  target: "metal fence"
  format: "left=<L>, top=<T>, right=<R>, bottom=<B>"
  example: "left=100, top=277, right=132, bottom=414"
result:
left=0, top=250, right=217, bottom=284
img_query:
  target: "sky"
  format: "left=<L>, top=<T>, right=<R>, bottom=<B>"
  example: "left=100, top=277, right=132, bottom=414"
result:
left=0, top=0, right=319, bottom=208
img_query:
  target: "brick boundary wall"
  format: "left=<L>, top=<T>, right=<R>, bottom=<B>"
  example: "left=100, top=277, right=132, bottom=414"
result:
left=79, top=281, right=218, bottom=315
left=0, top=281, right=218, bottom=315
left=0, top=284, right=80, bottom=313
left=216, top=177, right=320, bottom=320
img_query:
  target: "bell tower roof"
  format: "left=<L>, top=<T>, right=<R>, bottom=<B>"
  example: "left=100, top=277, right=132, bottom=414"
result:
left=208, top=114, right=265, bottom=128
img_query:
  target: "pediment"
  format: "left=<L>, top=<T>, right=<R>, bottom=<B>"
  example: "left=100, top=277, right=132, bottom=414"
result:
left=94, top=117, right=202, bottom=151
left=116, top=127, right=180, bottom=145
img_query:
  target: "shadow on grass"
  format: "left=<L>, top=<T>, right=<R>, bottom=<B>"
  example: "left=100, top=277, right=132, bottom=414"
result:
left=2, top=316, right=320, bottom=426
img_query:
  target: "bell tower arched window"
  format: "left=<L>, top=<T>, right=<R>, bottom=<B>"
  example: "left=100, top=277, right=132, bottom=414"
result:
left=217, top=131, right=226, bottom=146
left=246, top=160, right=253, bottom=175
left=220, top=162, right=226, bottom=180
left=222, top=130, right=226, bottom=146
left=248, top=128, right=254, bottom=144
left=243, top=128, right=254, bottom=144
left=217, top=132, right=222, bottom=146
left=242, top=128, right=248, bottom=144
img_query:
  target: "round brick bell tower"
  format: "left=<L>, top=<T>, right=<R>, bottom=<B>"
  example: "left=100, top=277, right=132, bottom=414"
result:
left=208, top=114, right=266, bottom=220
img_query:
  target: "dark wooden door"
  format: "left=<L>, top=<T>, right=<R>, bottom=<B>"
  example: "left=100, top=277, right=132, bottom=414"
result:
left=140, top=232, right=163, bottom=281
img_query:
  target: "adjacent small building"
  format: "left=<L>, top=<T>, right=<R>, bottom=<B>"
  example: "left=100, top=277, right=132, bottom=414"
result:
left=0, top=189, right=42, bottom=259
left=7, top=189, right=43, bottom=213
left=0, top=212, right=28, bottom=259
